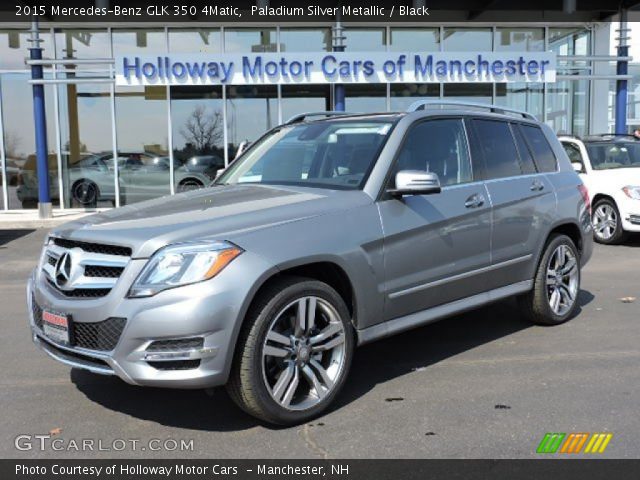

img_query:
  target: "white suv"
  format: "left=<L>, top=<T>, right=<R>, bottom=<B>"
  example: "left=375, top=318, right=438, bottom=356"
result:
left=559, top=134, right=640, bottom=244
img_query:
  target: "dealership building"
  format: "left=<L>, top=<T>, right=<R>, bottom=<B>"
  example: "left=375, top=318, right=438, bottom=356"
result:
left=0, top=1, right=639, bottom=213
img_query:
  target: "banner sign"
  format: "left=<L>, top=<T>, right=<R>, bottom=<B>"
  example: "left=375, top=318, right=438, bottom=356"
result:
left=115, top=51, right=556, bottom=86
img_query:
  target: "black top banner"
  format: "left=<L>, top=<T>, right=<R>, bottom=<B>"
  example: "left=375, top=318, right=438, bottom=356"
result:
left=1, top=0, right=640, bottom=23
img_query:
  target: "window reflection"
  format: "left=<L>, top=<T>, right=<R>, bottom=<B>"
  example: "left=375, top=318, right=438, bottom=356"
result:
left=169, top=29, right=221, bottom=53
left=54, top=29, right=110, bottom=71
left=115, top=85, right=170, bottom=205
left=2, top=74, right=56, bottom=209
left=112, top=29, right=165, bottom=56
left=390, top=28, right=439, bottom=52
left=0, top=29, right=53, bottom=70
left=494, top=28, right=544, bottom=52
left=171, top=86, right=225, bottom=187
left=443, top=28, right=492, bottom=51
left=344, top=29, right=386, bottom=51
left=443, top=84, right=492, bottom=105
left=547, top=28, right=591, bottom=135
left=281, top=85, right=330, bottom=122
left=280, top=29, right=330, bottom=52
left=225, top=29, right=276, bottom=53
left=57, top=81, right=113, bottom=208
left=390, top=83, right=439, bottom=111
left=227, top=86, right=278, bottom=158
left=345, top=84, right=387, bottom=112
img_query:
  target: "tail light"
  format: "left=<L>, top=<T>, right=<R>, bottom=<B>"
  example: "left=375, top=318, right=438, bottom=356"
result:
left=578, top=184, right=591, bottom=215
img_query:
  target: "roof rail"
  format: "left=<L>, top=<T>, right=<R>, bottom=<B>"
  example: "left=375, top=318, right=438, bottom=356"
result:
left=407, top=100, right=537, bottom=121
left=284, top=111, right=357, bottom=125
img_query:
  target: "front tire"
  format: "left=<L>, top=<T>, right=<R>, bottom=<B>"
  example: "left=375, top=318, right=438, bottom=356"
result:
left=227, top=276, right=354, bottom=425
left=518, top=234, right=581, bottom=326
left=592, top=198, right=627, bottom=245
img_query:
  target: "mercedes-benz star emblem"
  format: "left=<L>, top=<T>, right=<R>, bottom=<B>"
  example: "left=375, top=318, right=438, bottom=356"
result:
left=55, top=252, right=72, bottom=288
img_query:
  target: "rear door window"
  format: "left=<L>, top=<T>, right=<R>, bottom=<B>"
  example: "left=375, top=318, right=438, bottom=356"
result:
left=521, top=125, right=558, bottom=172
left=471, top=119, right=522, bottom=180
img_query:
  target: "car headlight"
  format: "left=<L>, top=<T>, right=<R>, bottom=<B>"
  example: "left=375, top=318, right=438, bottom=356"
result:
left=128, top=241, right=242, bottom=298
left=622, top=185, right=640, bottom=200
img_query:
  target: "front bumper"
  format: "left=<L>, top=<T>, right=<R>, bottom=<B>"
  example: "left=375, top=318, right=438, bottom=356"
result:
left=27, top=250, right=273, bottom=389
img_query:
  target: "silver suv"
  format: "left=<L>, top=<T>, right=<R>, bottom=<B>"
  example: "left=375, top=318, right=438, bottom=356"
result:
left=27, top=102, right=593, bottom=425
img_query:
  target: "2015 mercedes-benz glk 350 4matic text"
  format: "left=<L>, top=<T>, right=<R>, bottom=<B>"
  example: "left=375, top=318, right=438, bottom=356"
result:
left=27, top=102, right=593, bottom=425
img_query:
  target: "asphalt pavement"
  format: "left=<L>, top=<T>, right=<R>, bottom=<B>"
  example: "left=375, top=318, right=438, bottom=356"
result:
left=1, top=228, right=638, bottom=459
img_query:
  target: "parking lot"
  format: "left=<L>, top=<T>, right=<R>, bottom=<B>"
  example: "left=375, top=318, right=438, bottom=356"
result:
left=1, top=228, right=638, bottom=459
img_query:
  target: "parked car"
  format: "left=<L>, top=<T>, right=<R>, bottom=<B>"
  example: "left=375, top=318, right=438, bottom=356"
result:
left=28, top=103, right=592, bottom=425
left=16, top=152, right=212, bottom=207
left=1, top=157, right=21, bottom=187
left=180, top=155, right=225, bottom=180
left=559, top=133, right=640, bottom=244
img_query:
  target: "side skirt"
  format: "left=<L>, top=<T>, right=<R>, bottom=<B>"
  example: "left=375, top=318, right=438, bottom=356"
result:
left=356, top=280, right=533, bottom=346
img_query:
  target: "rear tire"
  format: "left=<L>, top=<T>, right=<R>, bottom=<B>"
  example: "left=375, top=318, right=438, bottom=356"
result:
left=518, top=234, right=581, bottom=326
left=227, top=276, right=354, bottom=425
left=592, top=198, right=627, bottom=245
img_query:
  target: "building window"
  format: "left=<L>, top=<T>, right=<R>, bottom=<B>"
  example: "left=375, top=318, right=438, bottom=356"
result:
left=227, top=85, right=278, bottom=158
left=494, top=28, right=544, bottom=52
left=1, top=29, right=53, bottom=71
left=225, top=28, right=276, bottom=53
left=343, top=28, right=386, bottom=51
left=280, top=28, right=330, bottom=52
left=57, top=81, right=113, bottom=208
left=115, top=85, right=170, bottom=205
left=1, top=74, right=56, bottom=209
left=170, top=85, right=225, bottom=185
left=390, top=28, right=440, bottom=52
left=169, top=28, right=222, bottom=53
left=443, top=28, right=492, bottom=52
left=54, top=29, right=110, bottom=63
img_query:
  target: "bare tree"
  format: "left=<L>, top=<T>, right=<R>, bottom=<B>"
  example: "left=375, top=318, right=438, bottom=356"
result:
left=3, top=130, right=22, bottom=158
left=180, top=105, right=223, bottom=153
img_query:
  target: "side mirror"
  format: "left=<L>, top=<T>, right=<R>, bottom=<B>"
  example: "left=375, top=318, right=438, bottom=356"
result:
left=388, top=170, right=442, bottom=197
left=572, top=162, right=584, bottom=173
left=235, top=140, right=251, bottom=159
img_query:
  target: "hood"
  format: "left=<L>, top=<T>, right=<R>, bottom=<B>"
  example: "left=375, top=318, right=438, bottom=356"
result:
left=52, top=184, right=372, bottom=258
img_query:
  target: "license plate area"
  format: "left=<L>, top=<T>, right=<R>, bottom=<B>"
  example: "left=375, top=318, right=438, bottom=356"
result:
left=42, top=310, right=71, bottom=345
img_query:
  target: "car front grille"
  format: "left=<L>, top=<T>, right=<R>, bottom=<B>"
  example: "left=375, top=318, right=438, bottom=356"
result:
left=52, top=237, right=132, bottom=257
left=83, top=265, right=125, bottom=278
left=42, top=237, right=131, bottom=299
left=32, top=296, right=127, bottom=351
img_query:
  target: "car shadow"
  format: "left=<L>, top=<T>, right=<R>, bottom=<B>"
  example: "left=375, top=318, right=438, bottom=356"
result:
left=0, top=229, right=35, bottom=247
left=71, top=290, right=594, bottom=432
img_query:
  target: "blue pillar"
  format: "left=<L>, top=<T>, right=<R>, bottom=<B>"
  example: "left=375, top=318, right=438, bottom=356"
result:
left=332, top=16, right=345, bottom=111
left=615, top=10, right=629, bottom=135
left=615, top=44, right=629, bottom=135
left=29, top=20, right=51, bottom=217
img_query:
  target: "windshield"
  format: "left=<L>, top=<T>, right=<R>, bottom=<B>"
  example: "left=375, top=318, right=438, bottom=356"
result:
left=586, top=142, right=640, bottom=170
left=217, top=120, right=393, bottom=190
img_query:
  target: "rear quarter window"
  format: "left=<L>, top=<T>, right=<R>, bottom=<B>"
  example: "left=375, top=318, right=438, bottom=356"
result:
left=520, top=125, right=558, bottom=172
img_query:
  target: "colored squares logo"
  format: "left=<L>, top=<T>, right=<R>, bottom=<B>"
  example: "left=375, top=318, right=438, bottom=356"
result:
left=537, top=433, right=612, bottom=454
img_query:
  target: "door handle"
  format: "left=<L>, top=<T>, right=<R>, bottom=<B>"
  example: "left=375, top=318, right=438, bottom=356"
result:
left=465, top=194, right=485, bottom=209
left=530, top=180, right=545, bottom=191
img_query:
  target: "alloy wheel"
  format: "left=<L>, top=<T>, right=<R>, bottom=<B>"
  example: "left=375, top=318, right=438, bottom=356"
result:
left=72, top=181, right=98, bottom=205
left=593, top=204, right=617, bottom=241
left=545, top=244, right=579, bottom=316
left=261, top=296, right=346, bottom=411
